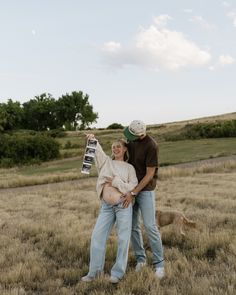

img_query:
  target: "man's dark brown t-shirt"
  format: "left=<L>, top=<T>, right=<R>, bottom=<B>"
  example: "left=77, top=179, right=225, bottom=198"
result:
left=127, top=135, right=158, bottom=191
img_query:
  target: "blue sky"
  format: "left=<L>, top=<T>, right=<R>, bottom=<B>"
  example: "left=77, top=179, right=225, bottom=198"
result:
left=0, top=0, right=235, bottom=127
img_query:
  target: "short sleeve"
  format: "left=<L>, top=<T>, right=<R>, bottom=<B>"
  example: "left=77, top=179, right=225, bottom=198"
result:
left=145, top=143, right=158, bottom=167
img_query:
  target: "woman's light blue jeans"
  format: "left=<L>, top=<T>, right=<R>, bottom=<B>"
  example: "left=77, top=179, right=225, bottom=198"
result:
left=87, top=200, right=132, bottom=279
left=131, top=190, right=164, bottom=268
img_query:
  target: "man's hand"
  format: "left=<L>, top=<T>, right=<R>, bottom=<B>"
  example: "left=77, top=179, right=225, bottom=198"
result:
left=122, top=192, right=134, bottom=208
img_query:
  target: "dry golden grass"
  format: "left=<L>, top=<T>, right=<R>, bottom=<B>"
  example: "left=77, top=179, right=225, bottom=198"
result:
left=0, top=170, right=79, bottom=188
left=0, top=165, right=236, bottom=294
left=0, top=160, right=96, bottom=189
left=159, top=159, right=236, bottom=179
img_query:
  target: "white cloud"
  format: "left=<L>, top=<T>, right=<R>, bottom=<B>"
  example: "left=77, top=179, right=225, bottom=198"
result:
left=153, top=15, right=172, bottom=28
left=135, top=26, right=211, bottom=70
left=218, top=54, right=235, bottom=66
left=208, top=54, right=235, bottom=70
left=227, top=11, right=236, bottom=27
left=31, top=29, right=36, bottom=36
left=189, top=16, right=216, bottom=31
left=102, top=16, right=211, bottom=71
left=103, top=42, right=121, bottom=52
left=102, top=42, right=130, bottom=68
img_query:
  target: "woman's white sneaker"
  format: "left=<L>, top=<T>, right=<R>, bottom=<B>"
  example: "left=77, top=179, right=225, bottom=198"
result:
left=155, top=267, right=165, bottom=279
left=109, top=276, right=120, bottom=284
left=135, top=262, right=146, bottom=272
left=81, top=275, right=94, bottom=282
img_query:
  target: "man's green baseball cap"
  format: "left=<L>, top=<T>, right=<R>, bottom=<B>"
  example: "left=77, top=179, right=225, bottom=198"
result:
left=123, top=120, right=146, bottom=141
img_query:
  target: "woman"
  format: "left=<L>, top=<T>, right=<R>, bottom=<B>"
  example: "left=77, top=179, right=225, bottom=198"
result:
left=81, top=134, right=138, bottom=284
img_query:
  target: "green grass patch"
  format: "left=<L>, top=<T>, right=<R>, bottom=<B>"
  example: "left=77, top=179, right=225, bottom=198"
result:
left=20, top=158, right=82, bottom=176
left=159, top=138, right=236, bottom=165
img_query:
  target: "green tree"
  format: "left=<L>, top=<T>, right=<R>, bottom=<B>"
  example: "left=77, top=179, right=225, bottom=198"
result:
left=0, top=99, right=23, bottom=131
left=0, top=108, right=7, bottom=132
left=57, top=91, right=98, bottom=130
left=0, top=134, right=60, bottom=167
left=107, top=123, right=124, bottom=129
left=22, top=93, right=58, bottom=131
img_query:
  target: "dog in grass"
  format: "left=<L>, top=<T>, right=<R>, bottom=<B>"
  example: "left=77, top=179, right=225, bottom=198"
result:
left=156, top=209, right=196, bottom=236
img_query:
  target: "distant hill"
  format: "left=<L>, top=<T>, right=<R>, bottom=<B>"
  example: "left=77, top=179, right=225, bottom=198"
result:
left=149, top=112, right=236, bottom=127
left=147, top=112, right=236, bottom=139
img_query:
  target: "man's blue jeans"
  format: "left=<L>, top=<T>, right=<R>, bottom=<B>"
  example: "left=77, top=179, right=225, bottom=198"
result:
left=131, top=190, right=164, bottom=267
left=87, top=201, right=132, bottom=279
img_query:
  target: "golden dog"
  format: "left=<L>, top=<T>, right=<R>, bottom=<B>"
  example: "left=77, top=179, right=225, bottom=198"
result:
left=156, top=210, right=196, bottom=236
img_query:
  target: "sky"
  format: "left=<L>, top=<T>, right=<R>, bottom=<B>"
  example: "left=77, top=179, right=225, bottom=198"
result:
left=0, top=0, right=235, bottom=128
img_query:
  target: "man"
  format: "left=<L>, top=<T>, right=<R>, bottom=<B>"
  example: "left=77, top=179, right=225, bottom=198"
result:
left=123, top=120, right=164, bottom=279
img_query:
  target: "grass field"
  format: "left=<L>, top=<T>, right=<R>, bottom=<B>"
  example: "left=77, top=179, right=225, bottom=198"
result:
left=0, top=160, right=236, bottom=294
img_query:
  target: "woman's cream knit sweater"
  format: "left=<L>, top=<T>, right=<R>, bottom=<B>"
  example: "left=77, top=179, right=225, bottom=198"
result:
left=94, top=141, right=138, bottom=200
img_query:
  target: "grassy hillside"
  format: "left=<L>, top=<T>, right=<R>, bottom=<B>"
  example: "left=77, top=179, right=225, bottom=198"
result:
left=149, top=112, right=236, bottom=134
left=1, top=112, right=236, bottom=188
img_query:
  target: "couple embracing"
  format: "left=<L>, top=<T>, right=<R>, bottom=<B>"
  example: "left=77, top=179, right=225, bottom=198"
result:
left=81, top=120, right=164, bottom=284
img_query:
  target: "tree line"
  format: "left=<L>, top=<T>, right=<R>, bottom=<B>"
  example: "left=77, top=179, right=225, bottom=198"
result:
left=0, top=91, right=98, bottom=132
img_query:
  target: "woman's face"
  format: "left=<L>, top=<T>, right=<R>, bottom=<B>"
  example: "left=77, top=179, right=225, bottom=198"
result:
left=111, top=141, right=127, bottom=160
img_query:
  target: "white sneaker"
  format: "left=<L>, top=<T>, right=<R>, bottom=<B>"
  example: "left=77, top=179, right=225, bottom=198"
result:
left=155, top=267, right=165, bottom=279
left=109, top=276, right=120, bottom=284
left=81, top=275, right=94, bottom=282
left=135, top=261, right=146, bottom=272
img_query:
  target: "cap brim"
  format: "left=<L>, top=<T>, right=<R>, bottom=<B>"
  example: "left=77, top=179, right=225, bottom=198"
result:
left=123, top=127, right=139, bottom=141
